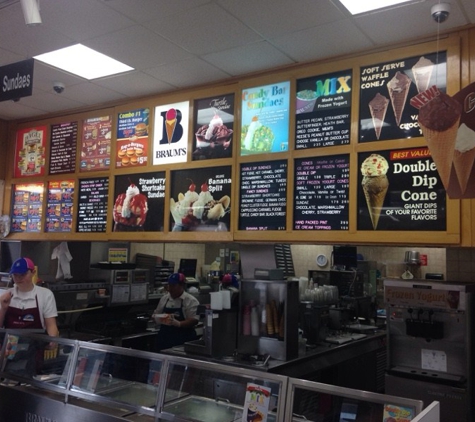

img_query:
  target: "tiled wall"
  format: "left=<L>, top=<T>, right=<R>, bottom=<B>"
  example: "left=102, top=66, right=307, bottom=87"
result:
left=131, top=242, right=451, bottom=282
left=291, top=245, right=446, bottom=280
left=446, top=248, right=475, bottom=282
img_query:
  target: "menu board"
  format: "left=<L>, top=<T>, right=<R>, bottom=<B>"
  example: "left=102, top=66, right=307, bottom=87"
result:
left=293, top=155, right=349, bottom=230
left=239, top=160, right=287, bottom=231
left=295, top=70, right=352, bottom=149
left=357, top=147, right=446, bottom=231
left=14, top=126, right=46, bottom=178
left=49, top=122, right=78, bottom=174
left=170, top=166, right=231, bottom=232
left=113, top=172, right=165, bottom=232
left=116, top=108, right=149, bottom=168
left=153, top=101, right=189, bottom=165
left=192, top=94, right=234, bottom=161
left=76, top=178, right=109, bottom=232
left=359, top=52, right=446, bottom=142
left=11, top=183, right=44, bottom=233
left=241, top=81, right=290, bottom=155
left=79, top=115, right=112, bottom=172
left=46, top=180, right=74, bottom=232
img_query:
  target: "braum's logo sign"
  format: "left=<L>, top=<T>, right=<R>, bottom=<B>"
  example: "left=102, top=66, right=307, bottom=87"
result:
left=0, top=58, right=34, bottom=102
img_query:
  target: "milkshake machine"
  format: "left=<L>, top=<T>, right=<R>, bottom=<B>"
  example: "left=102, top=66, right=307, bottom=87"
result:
left=384, top=278, right=475, bottom=422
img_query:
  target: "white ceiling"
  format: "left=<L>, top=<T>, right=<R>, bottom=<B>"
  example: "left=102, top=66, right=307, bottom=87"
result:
left=0, top=0, right=473, bottom=121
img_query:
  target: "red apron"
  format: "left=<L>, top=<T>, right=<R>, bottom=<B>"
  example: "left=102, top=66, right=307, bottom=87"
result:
left=4, top=295, right=43, bottom=330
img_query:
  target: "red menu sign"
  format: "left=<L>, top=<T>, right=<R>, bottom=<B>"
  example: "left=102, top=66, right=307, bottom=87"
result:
left=14, top=126, right=47, bottom=178
left=79, top=116, right=112, bottom=172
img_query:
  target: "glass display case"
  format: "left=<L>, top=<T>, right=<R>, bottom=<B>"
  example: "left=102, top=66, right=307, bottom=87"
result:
left=0, top=329, right=437, bottom=422
left=238, top=278, right=299, bottom=361
left=286, top=378, right=424, bottom=422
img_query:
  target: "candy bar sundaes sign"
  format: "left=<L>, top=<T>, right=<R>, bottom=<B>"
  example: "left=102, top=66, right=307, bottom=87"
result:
left=357, top=148, right=446, bottom=231
left=359, top=52, right=446, bottom=142
left=153, top=101, right=189, bottom=165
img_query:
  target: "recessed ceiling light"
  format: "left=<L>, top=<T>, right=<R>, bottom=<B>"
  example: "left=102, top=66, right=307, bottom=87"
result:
left=34, top=44, right=134, bottom=80
left=339, top=0, right=413, bottom=15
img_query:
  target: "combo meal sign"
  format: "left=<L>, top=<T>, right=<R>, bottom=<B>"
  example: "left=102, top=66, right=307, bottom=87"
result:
left=9, top=50, right=456, bottom=234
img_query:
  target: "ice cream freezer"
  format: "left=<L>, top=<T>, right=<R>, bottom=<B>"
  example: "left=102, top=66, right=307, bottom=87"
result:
left=383, top=278, right=475, bottom=422
left=0, top=329, right=435, bottom=422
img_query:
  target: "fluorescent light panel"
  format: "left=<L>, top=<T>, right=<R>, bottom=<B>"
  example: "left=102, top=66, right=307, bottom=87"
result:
left=34, top=44, right=133, bottom=80
left=339, top=0, right=413, bottom=15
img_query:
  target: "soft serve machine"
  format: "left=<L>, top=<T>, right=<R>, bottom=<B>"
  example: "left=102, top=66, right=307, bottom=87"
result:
left=384, top=278, right=475, bottom=422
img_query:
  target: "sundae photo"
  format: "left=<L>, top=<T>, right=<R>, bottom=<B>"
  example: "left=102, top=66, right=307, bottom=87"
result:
left=194, top=111, right=233, bottom=160
left=361, top=154, right=389, bottom=230
left=113, top=183, right=149, bottom=231
left=170, top=179, right=230, bottom=231
left=241, top=116, right=275, bottom=153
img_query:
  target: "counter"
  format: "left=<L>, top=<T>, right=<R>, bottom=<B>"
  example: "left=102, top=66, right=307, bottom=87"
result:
left=0, top=329, right=427, bottom=422
left=162, top=330, right=387, bottom=392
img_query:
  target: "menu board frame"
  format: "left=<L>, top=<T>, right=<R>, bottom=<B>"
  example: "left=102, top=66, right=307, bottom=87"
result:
left=14, top=126, right=47, bottom=178
left=4, top=37, right=462, bottom=245
left=76, top=177, right=109, bottom=233
left=238, top=159, right=287, bottom=231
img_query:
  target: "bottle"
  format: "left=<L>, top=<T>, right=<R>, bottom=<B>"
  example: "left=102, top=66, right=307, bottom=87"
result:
left=243, top=305, right=251, bottom=335
left=251, top=306, right=259, bottom=336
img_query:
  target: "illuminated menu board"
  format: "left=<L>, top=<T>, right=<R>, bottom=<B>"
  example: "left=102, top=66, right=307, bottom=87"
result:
left=239, top=160, right=287, bottom=231
left=49, top=122, right=78, bottom=174
left=11, top=183, right=44, bottom=233
left=76, top=177, right=109, bottom=232
left=79, top=116, right=112, bottom=172
left=294, top=155, right=350, bottom=230
left=295, top=69, right=352, bottom=149
left=357, top=148, right=446, bottom=230
left=46, top=180, right=74, bottom=232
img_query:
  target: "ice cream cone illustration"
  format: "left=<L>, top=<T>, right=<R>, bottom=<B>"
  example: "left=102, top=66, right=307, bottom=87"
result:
left=368, top=93, right=389, bottom=140
left=165, top=108, right=177, bottom=143
left=412, top=56, right=434, bottom=94
left=453, top=123, right=475, bottom=194
left=418, top=92, right=462, bottom=190
left=387, top=71, right=412, bottom=126
left=361, top=154, right=389, bottom=230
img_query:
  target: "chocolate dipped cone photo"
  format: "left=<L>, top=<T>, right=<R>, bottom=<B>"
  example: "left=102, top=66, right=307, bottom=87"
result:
left=414, top=89, right=462, bottom=191
left=387, top=71, right=412, bottom=126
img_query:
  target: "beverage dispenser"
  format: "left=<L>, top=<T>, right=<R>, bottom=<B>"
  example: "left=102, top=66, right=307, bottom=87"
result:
left=384, top=278, right=475, bottom=422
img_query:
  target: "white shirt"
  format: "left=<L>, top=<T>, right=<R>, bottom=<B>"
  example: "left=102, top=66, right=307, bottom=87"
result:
left=155, top=291, right=199, bottom=321
left=7, top=284, right=58, bottom=330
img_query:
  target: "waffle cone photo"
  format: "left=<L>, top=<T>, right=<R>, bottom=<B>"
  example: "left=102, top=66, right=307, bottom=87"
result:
left=362, top=175, right=389, bottom=230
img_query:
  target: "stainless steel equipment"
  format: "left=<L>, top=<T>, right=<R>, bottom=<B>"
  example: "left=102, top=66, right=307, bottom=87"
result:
left=89, top=268, right=149, bottom=306
left=384, top=278, right=475, bottom=422
left=184, top=309, right=237, bottom=357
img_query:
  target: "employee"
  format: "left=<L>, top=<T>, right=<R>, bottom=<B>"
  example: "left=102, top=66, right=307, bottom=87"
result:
left=0, top=257, right=59, bottom=338
left=153, top=272, right=199, bottom=351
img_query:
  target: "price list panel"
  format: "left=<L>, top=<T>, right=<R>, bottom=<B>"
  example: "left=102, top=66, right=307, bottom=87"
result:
left=46, top=180, right=74, bottom=232
left=49, top=122, right=78, bottom=174
left=76, top=177, right=109, bottom=232
left=294, top=155, right=349, bottom=230
left=239, top=160, right=287, bottom=231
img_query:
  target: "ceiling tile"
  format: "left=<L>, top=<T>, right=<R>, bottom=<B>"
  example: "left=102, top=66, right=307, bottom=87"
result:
left=203, top=41, right=295, bottom=76
left=144, top=3, right=262, bottom=55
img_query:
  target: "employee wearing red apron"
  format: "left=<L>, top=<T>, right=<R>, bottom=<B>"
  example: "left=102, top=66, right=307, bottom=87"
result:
left=153, top=272, right=199, bottom=351
left=0, top=257, right=59, bottom=337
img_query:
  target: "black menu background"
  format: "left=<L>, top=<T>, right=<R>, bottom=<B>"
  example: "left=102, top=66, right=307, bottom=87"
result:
left=294, top=155, right=350, bottom=230
left=357, top=148, right=446, bottom=230
left=295, top=69, right=352, bottom=149
left=239, top=160, right=287, bottom=231
left=49, top=122, right=78, bottom=174
left=77, top=177, right=109, bottom=232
